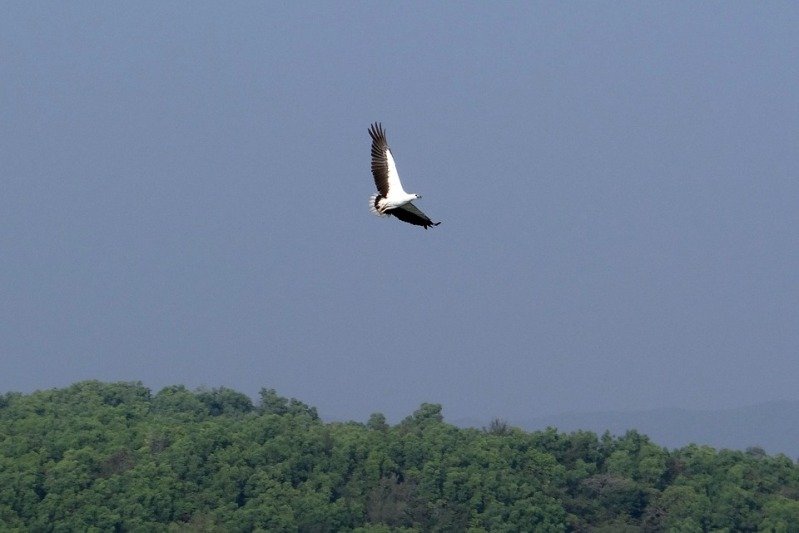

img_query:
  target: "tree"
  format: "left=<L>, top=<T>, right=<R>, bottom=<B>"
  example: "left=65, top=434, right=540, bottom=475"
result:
left=367, top=413, right=389, bottom=432
left=196, top=387, right=253, bottom=416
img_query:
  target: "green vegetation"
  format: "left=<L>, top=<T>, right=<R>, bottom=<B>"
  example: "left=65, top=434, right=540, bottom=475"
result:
left=1, top=381, right=798, bottom=531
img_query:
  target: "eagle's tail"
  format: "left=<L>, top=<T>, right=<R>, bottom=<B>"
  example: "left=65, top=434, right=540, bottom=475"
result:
left=369, top=195, right=389, bottom=217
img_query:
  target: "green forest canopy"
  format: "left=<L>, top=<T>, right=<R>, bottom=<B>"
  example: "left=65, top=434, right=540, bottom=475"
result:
left=1, top=381, right=798, bottom=531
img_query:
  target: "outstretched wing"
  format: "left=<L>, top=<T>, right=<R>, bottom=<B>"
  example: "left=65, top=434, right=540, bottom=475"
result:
left=387, top=201, right=441, bottom=229
left=369, top=122, right=406, bottom=198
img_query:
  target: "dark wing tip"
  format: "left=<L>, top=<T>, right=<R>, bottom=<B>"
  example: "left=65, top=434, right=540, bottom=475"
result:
left=368, top=122, right=384, bottom=141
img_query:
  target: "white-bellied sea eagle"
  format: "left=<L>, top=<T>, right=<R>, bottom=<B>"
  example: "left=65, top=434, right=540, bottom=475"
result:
left=368, top=122, right=440, bottom=229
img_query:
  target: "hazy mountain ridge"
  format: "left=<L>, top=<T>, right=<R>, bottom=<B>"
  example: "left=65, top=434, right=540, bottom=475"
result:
left=456, top=400, right=799, bottom=458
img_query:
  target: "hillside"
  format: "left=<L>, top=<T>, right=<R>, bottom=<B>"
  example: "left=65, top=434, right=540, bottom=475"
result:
left=2, top=381, right=799, bottom=531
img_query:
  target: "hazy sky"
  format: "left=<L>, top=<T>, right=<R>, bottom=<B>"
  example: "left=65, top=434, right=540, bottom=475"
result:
left=2, top=2, right=798, bottom=424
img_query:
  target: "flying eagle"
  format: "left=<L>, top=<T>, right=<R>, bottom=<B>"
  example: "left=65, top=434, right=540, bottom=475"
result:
left=368, top=122, right=440, bottom=229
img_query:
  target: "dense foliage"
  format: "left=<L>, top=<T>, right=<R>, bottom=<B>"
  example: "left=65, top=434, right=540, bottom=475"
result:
left=1, top=382, right=798, bottom=531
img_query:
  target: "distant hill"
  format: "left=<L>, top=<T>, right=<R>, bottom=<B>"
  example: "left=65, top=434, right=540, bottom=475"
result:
left=471, top=401, right=799, bottom=459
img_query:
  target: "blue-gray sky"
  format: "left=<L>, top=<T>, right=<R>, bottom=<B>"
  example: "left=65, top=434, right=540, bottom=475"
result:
left=2, top=2, right=798, bottom=424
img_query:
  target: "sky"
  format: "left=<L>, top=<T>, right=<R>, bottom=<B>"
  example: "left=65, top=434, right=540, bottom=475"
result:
left=2, top=2, right=798, bottom=425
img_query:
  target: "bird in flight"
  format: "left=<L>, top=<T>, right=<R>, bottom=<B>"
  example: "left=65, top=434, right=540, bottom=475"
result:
left=368, top=122, right=440, bottom=229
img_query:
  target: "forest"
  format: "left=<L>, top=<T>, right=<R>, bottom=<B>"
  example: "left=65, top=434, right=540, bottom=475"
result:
left=1, top=381, right=798, bottom=532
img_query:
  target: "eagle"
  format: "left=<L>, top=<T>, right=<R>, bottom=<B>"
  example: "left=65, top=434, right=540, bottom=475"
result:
left=368, top=122, right=440, bottom=229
